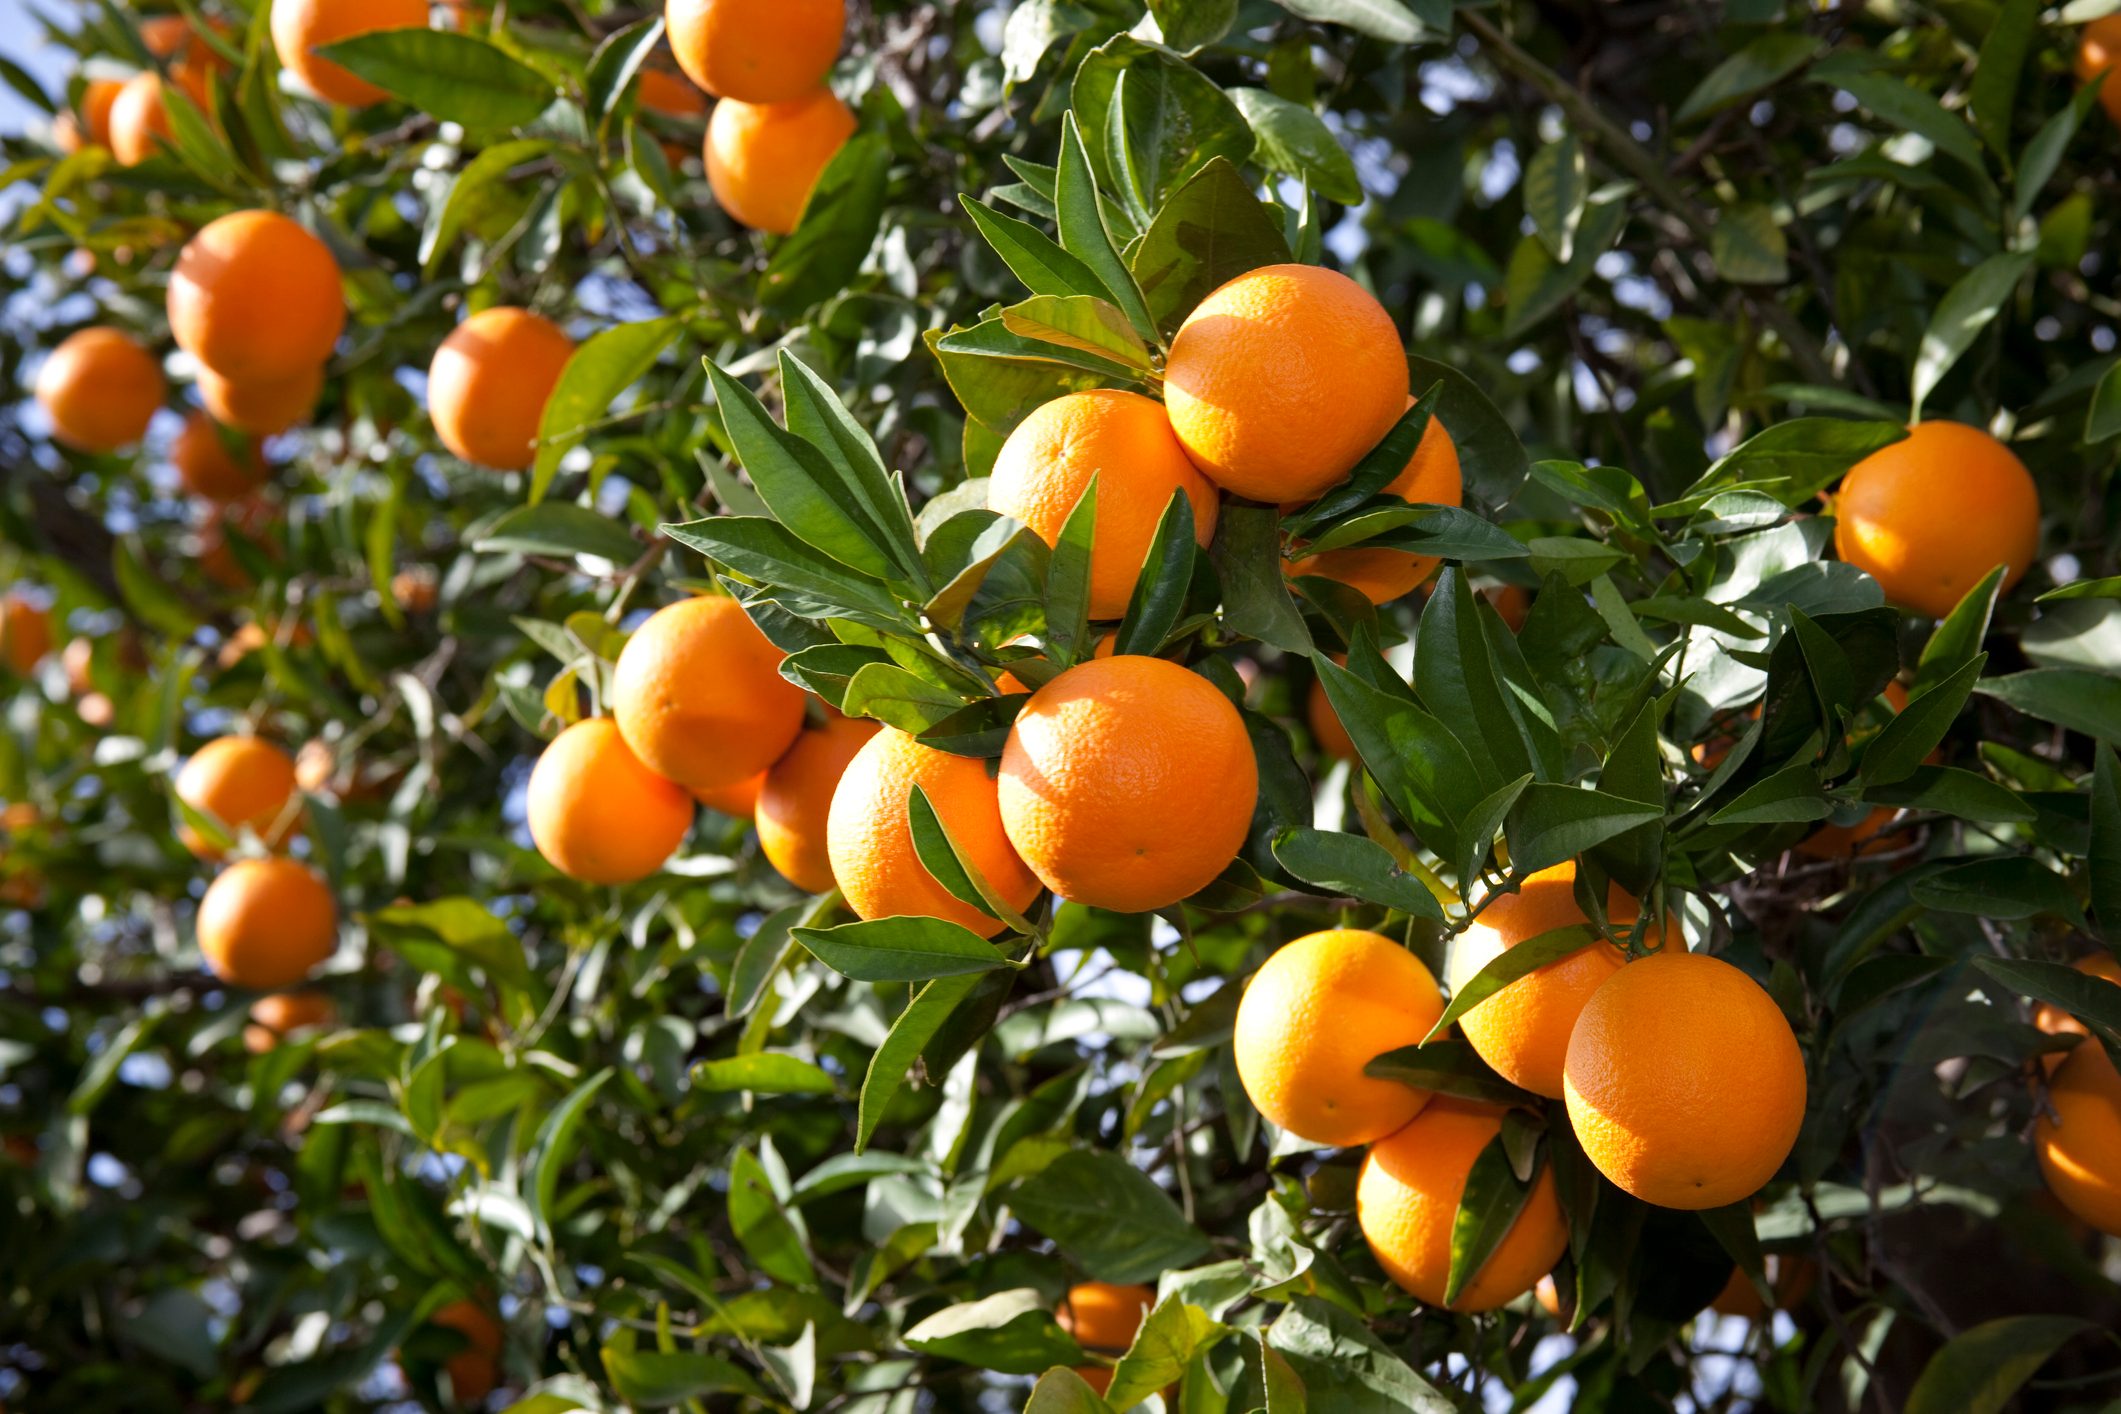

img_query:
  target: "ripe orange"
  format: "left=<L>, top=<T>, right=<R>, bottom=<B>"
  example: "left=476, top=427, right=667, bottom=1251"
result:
left=0, top=597, right=52, bottom=677
left=197, top=363, right=323, bottom=436
left=2035, top=1040, right=2121, bottom=1237
left=197, top=857, right=338, bottom=989
left=1564, top=951, right=1807, bottom=1210
left=428, top=1298, right=504, bottom=1402
left=140, top=13, right=229, bottom=67
left=758, top=715, right=880, bottom=894
left=243, top=991, right=336, bottom=1053
left=1448, top=863, right=1663, bottom=1100
left=1357, top=1098, right=1570, bottom=1311
left=1307, top=676, right=1353, bottom=758
left=638, top=65, right=706, bottom=120
left=1485, top=583, right=1531, bottom=631
left=169, top=210, right=346, bottom=382
left=108, top=71, right=186, bottom=166
left=988, top=391, right=1220, bottom=620
left=34, top=326, right=164, bottom=452
left=73, top=76, right=125, bottom=148
left=824, top=727, right=1042, bottom=938
left=611, top=596, right=807, bottom=790
left=172, top=408, right=266, bottom=502
left=425, top=306, right=574, bottom=471
left=2078, top=16, right=2121, bottom=125
left=998, top=655, right=1257, bottom=913
left=1054, top=1282, right=1153, bottom=1352
left=1286, top=405, right=1462, bottom=605
left=1162, top=263, right=1409, bottom=504
left=176, top=734, right=302, bottom=858
left=1232, top=928, right=1444, bottom=1148
left=271, top=0, right=431, bottom=106
left=666, top=0, right=843, bottom=102
left=692, top=772, right=764, bottom=818
left=1833, top=421, right=2040, bottom=619
left=705, top=87, right=855, bottom=235
left=525, top=718, right=695, bottom=884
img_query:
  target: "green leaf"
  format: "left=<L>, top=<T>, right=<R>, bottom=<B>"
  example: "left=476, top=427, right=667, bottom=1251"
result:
left=1504, top=785, right=1665, bottom=876
left=1707, top=763, right=1832, bottom=825
left=1860, top=765, right=2037, bottom=824
left=69, top=1013, right=156, bottom=1116
left=1211, top=503, right=1312, bottom=654
left=1112, top=489, right=1198, bottom=657
left=1861, top=655, right=1983, bottom=786
left=999, top=295, right=1154, bottom=373
left=528, top=315, right=678, bottom=503
left=662, top=517, right=906, bottom=624
left=1128, top=155, right=1292, bottom=337
left=1266, top=1299, right=1454, bottom=1413
left=1315, top=655, right=1487, bottom=855
left=840, top=662, right=968, bottom=734
left=1711, top=202, right=1787, bottom=285
left=603, top=1348, right=764, bottom=1407
left=421, top=138, right=553, bottom=277
left=1148, top=0, right=1236, bottom=51
left=529, top=1068, right=613, bottom=1242
left=2094, top=747, right=2121, bottom=939
left=473, top=502, right=640, bottom=565
left=1270, top=0, right=1426, bottom=43
left=1271, top=827, right=1446, bottom=921
left=1024, top=1367, right=1114, bottom=1414
left=1445, top=1136, right=1538, bottom=1306
left=933, top=311, right=1151, bottom=383
left=1522, top=134, right=1587, bottom=261
left=1365, top=1039, right=1538, bottom=1108
left=907, top=784, right=1038, bottom=933
left=2088, top=361, right=2121, bottom=443
left=1829, top=72, right=1990, bottom=180
left=1911, top=252, right=2031, bottom=418
left=1055, top=111, right=1156, bottom=340
left=1011, top=1150, right=1213, bottom=1281
left=1075, top=37, right=1253, bottom=226
left=1675, top=31, right=1817, bottom=124
left=367, top=897, right=534, bottom=992
left=778, top=352, right=926, bottom=586
left=1914, top=566, right=2004, bottom=693
left=2040, top=575, right=2121, bottom=602
left=1912, top=859, right=2088, bottom=928
left=315, top=30, right=553, bottom=128
left=1426, top=924, right=1596, bottom=1040
left=906, top=1289, right=1085, bottom=1375
left=584, top=15, right=664, bottom=134
left=1407, top=356, right=1531, bottom=507
left=1230, top=87, right=1359, bottom=205
left=1683, top=418, right=1905, bottom=504
left=728, top=1145, right=817, bottom=1287
left=1502, top=193, right=1627, bottom=338
left=761, top=131, right=888, bottom=311
left=793, top=916, right=1012, bottom=983
left=960, top=197, right=1115, bottom=301
left=1904, top=1316, right=2091, bottom=1414
left=1978, top=669, right=2121, bottom=742
left=1969, top=0, right=2036, bottom=161
left=2015, top=72, right=2108, bottom=224
left=1105, top=1298, right=1226, bottom=1409
left=690, top=1052, right=837, bottom=1096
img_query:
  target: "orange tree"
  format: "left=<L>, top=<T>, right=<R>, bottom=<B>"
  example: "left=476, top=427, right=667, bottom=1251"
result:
left=4, top=0, right=2121, bottom=1409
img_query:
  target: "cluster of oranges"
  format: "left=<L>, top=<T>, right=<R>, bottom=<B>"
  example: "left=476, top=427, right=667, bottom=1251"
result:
left=2033, top=955, right=2121, bottom=1244
left=1229, top=862, right=1806, bottom=1311
left=54, top=13, right=231, bottom=166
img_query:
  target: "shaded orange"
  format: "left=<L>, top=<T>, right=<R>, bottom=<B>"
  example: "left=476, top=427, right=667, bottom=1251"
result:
left=76, top=76, right=125, bottom=147
left=169, top=210, right=346, bottom=382
left=197, top=363, right=324, bottom=437
left=2078, top=16, right=2121, bottom=126
left=244, top=990, right=337, bottom=1053
left=428, top=1299, right=504, bottom=1403
left=691, top=771, right=764, bottom=818
left=667, top=0, right=842, bottom=102
left=1055, top=1282, right=1153, bottom=1353
left=34, top=326, right=164, bottom=452
left=2036, top=1041, right=2121, bottom=1237
left=705, top=87, right=855, bottom=235
left=998, top=655, right=1257, bottom=913
left=526, top=718, right=695, bottom=884
left=1833, top=421, right=2040, bottom=619
left=1709, top=1254, right=1815, bottom=1320
left=637, top=64, right=706, bottom=118
left=1564, top=951, right=1806, bottom=1210
left=0, top=597, right=51, bottom=677
left=824, top=727, right=1042, bottom=938
left=1485, top=583, right=1531, bottom=631
left=610, top=596, right=807, bottom=790
left=1286, top=405, right=1462, bottom=605
left=1306, top=676, right=1353, bottom=759
left=197, top=857, right=337, bottom=989
left=426, top=305, right=574, bottom=471
left=176, top=735, right=302, bottom=858
left=271, top=0, right=431, bottom=106
left=1357, top=1098, right=1570, bottom=1311
left=1163, top=263, right=1408, bottom=503
left=172, top=408, right=266, bottom=501
left=988, top=390, right=1221, bottom=620
left=1232, top=928, right=1444, bottom=1148
left=758, top=715, right=879, bottom=893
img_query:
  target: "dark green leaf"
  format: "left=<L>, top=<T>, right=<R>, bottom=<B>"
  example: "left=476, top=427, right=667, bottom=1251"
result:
left=793, top=916, right=1012, bottom=983
left=858, top=973, right=984, bottom=1151
left=1904, top=1316, right=2091, bottom=1414
left=473, top=502, right=640, bottom=565
left=1271, top=826, right=1446, bottom=920
left=1978, top=669, right=2121, bottom=742
left=1445, top=1136, right=1538, bottom=1305
left=904, top=1289, right=1085, bottom=1375
left=1505, top=785, right=1665, bottom=875
left=316, top=30, right=553, bottom=128
left=530, top=316, right=679, bottom=502
left=762, top=131, right=888, bottom=312
left=1011, top=1150, right=1212, bottom=1282
left=1230, top=87, right=1358, bottom=204
left=1128, top=155, right=1292, bottom=337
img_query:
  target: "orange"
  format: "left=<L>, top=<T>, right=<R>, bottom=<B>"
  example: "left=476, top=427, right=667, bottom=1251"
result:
left=1286, top=404, right=1462, bottom=605
left=2035, top=1041, right=2121, bottom=1237
left=758, top=715, right=880, bottom=893
left=169, top=210, right=346, bottom=382
left=0, top=597, right=51, bottom=677
left=176, top=735, right=302, bottom=858
left=693, top=772, right=764, bottom=817
left=611, top=596, right=807, bottom=790
left=197, top=363, right=324, bottom=436
left=525, top=718, right=695, bottom=884
left=62, top=637, right=93, bottom=695
left=1448, top=863, right=1652, bottom=1100
left=1708, top=1254, right=1815, bottom=1320
left=638, top=65, right=706, bottom=120
left=140, top=13, right=230, bottom=69
left=197, top=857, right=338, bottom=989
left=666, top=0, right=842, bottom=102
left=172, top=408, right=266, bottom=502
left=998, top=655, right=1257, bottom=913
left=2079, top=16, right=2121, bottom=125
left=108, top=72, right=182, bottom=166
left=425, top=306, right=574, bottom=471
left=1163, top=263, right=1409, bottom=504
left=1485, top=583, right=1531, bottom=631
left=1232, top=928, right=1444, bottom=1148
left=243, top=991, right=336, bottom=1053
left=428, top=1299, right=504, bottom=1403
left=34, top=326, right=164, bottom=452
left=1054, top=1282, right=1154, bottom=1352
left=1564, top=951, right=1806, bottom=1210
left=988, top=391, right=1220, bottom=620
left=73, top=76, right=125, bottom=148
left=1833, top=421, right=2040, bottom=619
left=2034, top=953, right=2121, bottom=1043
left=1356, top=1098, right=1570, bottom=1311
left=825, top=727, right=1043, bottom=938
left=705, top=87, right=855, bottom=235
left=1307, top=677, right=1353, bottom=758
left=271, top=0, right=431, bottom=106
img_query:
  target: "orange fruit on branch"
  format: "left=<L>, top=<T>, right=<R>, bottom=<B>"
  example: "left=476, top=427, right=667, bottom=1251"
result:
left=172, top=408, right=267, bottom=502
left=271, top=0, right=431, bottom=107
left=175, top=735, right=302, bottom=858
left=1832, top=421, right=2039, bottom=620
left=243, top=991, right=337, bottom=1053
left=425, top=306, right=574, bottom=471
left=666, top=0, right=843, bottom=102
left=610, top=596, right=807, bottom=791
left=1563, top=950, right=1806, bottom=1210
left=197, top=363, right=324, bottom=437
left=1162, top=263, right=1409, bottom=504
left=705, top=87, right=855, bottom=235
left=197, top=857, right=338, bottom=989
left=987, top=390, right=1220, bottom=621
left=1286, top=402, right=1463, bottom=606
left=169, top=210, right=346, bottom=383
left=692, top=771, right=764, bottom=819
left=427, top=1298, right=504, bottom=1403
left=2077, top=15, right=2121, bottom=126
left=2035, top=1040, right=2121, bottom=1237
left=997, top=655, right=1257, bottom=913
left=0, top=597, right=52, bottom=677
left=526, top=718, right=695, bottom=884
left=34, top=326, right=164, bottom=452
left=1232, top=927, right=1444, bottom=1148
left=758, top=714, right=879, bottom=894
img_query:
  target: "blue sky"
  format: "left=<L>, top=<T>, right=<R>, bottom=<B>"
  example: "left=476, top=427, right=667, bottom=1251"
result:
left=1, top=0, right=75, bottom=135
